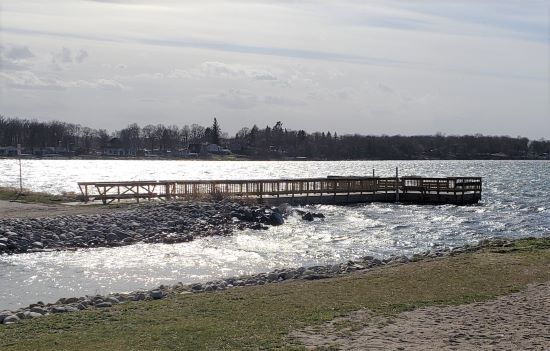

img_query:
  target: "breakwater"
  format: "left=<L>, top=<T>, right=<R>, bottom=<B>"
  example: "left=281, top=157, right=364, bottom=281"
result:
left=0, top=200, right=326, bottom=255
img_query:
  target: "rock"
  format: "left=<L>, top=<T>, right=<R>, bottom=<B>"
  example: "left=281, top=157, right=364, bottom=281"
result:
left=105, top=297, right=120, bottom=304
left=301, top=212, right=314, bottom=221
left=30, top=307, right=47, bottom=315
left=149, top=290, right=164, bottom=299
left=64, top=297, right=79, bottom=304
left=3, top=315, right=19, bottom=324
left=130, top=293, right=147, bottom=301
left=23, top=311, right=43, bottom=319
left=95, top=302, right=112, bottom=308
left=269, top=212, right=284, bottom=226
left=0, top=311, right=12, bottom=323
left=64, top=306, right=79, bottom=313
left=267, top=272, right=279, bottom=282
left=50, top=306, right=67, bottom=313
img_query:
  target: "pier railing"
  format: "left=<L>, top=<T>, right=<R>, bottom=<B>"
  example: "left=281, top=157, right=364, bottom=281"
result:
left=78, top=176, right=482, bottom=204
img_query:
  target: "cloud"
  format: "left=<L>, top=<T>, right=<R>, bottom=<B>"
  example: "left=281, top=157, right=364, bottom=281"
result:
left=263, top=95, right=305, bottom=107
left=75, top=49, right=89, bottom=63
left=377, top=83, right=394, bottom=94
left=2, top=27, right=406, bottom=67
left=171, top=61, right=279, bottom=82
left=202, top=89, right=259, bottom=109
left=200, top=89, right=305, bottom=109
left=0, top=70, right=125, bottom=90
left=54, top=47, right=73, bottom=63
left=6, top=46, right=34, bottom=60
left=51, top=47, right=88, bottom=69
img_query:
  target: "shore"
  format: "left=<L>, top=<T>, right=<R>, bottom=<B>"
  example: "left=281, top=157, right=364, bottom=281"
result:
left=1, top=237, right=550, bottom=350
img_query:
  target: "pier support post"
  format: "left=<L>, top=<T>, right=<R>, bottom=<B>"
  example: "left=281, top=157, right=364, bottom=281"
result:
left=395, top=167, right=399, bottom=203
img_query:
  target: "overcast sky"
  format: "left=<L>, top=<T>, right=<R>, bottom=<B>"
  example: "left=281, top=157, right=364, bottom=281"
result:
left=1, top=0, right=549, bottom=138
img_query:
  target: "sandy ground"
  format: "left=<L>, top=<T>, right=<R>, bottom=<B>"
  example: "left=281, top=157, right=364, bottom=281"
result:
left=290, top=281, right=550, bottom=350
left=0, top=200, right=123, bottom=219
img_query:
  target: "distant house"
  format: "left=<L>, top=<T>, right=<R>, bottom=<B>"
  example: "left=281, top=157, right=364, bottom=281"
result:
left=229, top=140, right=245, bottom=152
left=103, top=148, right=136, bottom=157
left=187, top=143, right=230, bottom=156
left=188, top=143, right=207, bottom=155
left=32, top=146, right=70, bottom=157
left=206, top=144, right=231, bottom=155
left=102, top=137, right=137, bottom=157
left=0, top=146, right=18, bottom=156
left=173, top=149, right=198, bottom=158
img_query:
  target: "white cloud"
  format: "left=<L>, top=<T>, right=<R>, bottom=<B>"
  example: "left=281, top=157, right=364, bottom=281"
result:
left=6, top=45, right=34, bottom=60
left=0, top=71, right=125, bottom=90
left=53, top=47, right=73, bottom=63
left=200, top=89, right=259, bottom=109
left=75, top=49, right=89, bottom=63
left=174, top=61, right=279, bottom=82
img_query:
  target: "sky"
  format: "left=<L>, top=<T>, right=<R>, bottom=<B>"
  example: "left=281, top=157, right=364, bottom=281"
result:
left=0, top=0, right=549, bottom=139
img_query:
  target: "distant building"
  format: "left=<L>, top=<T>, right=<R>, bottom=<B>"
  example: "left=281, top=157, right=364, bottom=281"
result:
left=0, top=146, right=18, bottom=156
left=206, top=143, right=231, bottom=155
left=103, top=148, right=137, bottom=157
left=32, top=146, right=70, bottom=157
left=229, top=140, right=245, bottom=152
left=188, top=143, right=230, bottom=156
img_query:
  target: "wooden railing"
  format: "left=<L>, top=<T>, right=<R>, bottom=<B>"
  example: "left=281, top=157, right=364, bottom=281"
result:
left=78, top=176, right=482, bottom=204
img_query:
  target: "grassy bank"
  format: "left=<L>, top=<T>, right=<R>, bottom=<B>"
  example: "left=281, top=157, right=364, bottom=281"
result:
left=0, top=187, right=77, bottom=204
left=1, top=237, right=550, bottom=350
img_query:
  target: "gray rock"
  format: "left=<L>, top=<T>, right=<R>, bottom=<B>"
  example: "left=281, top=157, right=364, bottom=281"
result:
left=50, top=306, right=67, bottom=313
left=105, top=297, right=120, bottom=304
left=0, top=311, right=12, bottom=323
left=23, top=311, right=43, bottom=319
left=95, top=302, right=112, bottom=308
left=149, top=290, right=164, bottom=299
left=269, top=212, right=284, bottom=226
left=65, top=306, right=79, bottom=313
left=30, top=307, right=47, bottom=315
left=3, top=315, right=19, bottom=324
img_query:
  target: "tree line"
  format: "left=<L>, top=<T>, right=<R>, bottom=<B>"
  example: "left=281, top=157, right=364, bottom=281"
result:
left=0, top=115, right=548, bottom=159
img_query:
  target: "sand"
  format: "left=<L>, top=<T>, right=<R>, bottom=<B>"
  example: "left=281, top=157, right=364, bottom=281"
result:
left=290, top=281, right=550, bottom=350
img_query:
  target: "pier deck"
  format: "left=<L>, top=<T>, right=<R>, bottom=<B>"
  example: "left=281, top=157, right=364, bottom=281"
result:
left=78, top=176, right=482, bottom=205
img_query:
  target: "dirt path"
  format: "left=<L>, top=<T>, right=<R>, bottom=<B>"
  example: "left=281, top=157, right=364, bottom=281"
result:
left=290, top=281, right=550, bottom=350
left=0, top=200, right=124, bottom=219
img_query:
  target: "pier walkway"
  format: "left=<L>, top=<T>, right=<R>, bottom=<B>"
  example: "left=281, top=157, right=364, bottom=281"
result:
left=78, top=176, right=482, bottom=205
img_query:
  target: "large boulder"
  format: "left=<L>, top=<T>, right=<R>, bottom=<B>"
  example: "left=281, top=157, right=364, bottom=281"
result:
left=269, top=212, right=284, bottom=226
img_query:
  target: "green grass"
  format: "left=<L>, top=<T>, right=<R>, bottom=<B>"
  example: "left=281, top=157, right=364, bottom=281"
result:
left=0, top=187, right=78, bottom=204
left=1, top=238, right=550, bottom=350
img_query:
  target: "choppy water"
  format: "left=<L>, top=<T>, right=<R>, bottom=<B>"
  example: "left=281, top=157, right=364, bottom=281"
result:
left=0, top=160, right=549, bottom=310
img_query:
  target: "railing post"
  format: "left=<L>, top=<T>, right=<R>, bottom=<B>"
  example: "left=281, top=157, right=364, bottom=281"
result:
left=395, top=167, right=399, bottom=203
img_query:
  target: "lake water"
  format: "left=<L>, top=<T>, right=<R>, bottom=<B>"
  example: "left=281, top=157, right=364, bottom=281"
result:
left=0, top=160, right=549, bottom=310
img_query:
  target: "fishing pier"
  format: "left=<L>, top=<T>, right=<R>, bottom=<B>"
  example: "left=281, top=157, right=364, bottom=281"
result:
left=78, top=175, right=482, bottom=205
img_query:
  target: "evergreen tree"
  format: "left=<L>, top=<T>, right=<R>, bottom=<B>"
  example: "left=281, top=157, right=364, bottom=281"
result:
left=211, top=118, right=220, bottom=145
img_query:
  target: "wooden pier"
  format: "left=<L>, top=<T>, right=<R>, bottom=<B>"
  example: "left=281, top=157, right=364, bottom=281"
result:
left=78, top=176, right=482, bottom=205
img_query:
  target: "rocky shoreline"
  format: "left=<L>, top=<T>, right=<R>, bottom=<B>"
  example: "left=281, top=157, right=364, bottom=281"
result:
left=0, top=200, right=323, bottom=255
left=0, top=237, right=506, bottom=326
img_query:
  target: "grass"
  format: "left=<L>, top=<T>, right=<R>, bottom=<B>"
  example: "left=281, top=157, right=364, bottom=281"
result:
left=1, top=237, right=550, bottom=350
left=0, top=187, right=78, bottom=204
